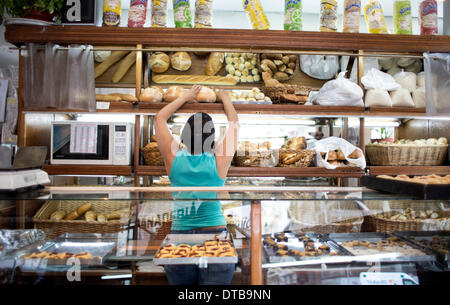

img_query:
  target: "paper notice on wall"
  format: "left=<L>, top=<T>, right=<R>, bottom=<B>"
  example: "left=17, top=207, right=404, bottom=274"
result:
left=70, top=123, right=97, bottom=154
left=0, top=79, right=8, bottom=123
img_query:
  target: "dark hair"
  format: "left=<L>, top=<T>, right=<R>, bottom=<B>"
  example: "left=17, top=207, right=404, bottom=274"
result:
left=180, top=112, right=215, bottom=155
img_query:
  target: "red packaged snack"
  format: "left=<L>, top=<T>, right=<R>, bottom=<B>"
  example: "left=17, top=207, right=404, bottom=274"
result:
left=128, top=0, right=148, bottom=27
left=419, top=0, right=438, bottom=35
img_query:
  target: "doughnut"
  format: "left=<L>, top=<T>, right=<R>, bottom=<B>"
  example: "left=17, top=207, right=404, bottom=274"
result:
left=204, top=240, right=217, bottom=247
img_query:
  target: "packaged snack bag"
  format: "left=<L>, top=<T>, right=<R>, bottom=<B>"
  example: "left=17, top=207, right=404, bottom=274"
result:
left=128, top=0, right=148, bottom=28
left=195, top=0, right=214, bottom=28
left=284, top=0, right=302, bottom=31
left=103, top=0, right=122, bottom=26
left=173, top=0, right=193, bottom=28
left=320, top=0, right=338, bottom=32
left=363, top=0, right=388, bottom=34
left=342, top=0, right=361, bottom=33
left=151, top=0, right=167, bottom=27
left=419, top=0, right=438, bottom=35
left=243, top=0, right=270, bottom=30
left=393, top=0, right=412, bottom=35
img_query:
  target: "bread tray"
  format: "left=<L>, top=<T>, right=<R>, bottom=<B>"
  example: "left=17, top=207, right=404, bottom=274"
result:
left=326, top=232, right=437, bottom=263
left=261, top=232, right=353, bottom=268
left=153, top=233, right=237, bottom=266
left=15, top=233, right=118, bottom=269
left=362, top=175, right=450, bottom=200
left=392, top=231, right=450, bottom=264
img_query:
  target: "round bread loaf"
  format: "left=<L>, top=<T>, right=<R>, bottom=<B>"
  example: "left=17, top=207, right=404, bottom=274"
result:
left=150, top=52, right=170, bottom=73
left=164, top=86, right=185, bottom=103
left=171, top=52, right=192, bottom=71
left=140, top=87, right=164, bottom=103
left=196, top=86, right=216, bottom=103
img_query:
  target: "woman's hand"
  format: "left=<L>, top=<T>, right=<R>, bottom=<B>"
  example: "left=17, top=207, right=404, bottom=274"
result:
left=180, top=85, right=202, bottom=103
left=217, top=89, right=230, bottom=103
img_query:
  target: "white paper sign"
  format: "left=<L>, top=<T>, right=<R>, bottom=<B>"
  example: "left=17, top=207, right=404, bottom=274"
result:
left=70, top=123, right=97, bottom=154
left=0, top=79, right=8, bottom=123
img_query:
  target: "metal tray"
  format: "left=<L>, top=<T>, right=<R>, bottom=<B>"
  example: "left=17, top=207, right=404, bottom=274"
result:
left=261, top=232, right=352, bottom=268
left=0, top=229, right=46, bottom=257
left=393, top=231, right=450, bottom=263
left=327, top=232, right=437, bottom=263
left=16, top=233, right=118, bottom=268
left=153, top=233, right=238, bottom=266
left=362, top=175, right=450, bottom=200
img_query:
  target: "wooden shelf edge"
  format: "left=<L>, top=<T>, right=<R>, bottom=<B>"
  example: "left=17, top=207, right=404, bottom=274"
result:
left=43, top=164, right=133, bottom=176
left=136, top=166, right=364, bottom=178
left=367, top=166, right=450, bottom=176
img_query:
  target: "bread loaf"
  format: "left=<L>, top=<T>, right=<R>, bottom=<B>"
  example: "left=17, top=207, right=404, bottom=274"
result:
left=84, top=211, right=97, bottom=222
left=112, top=51, right=136, bottom=83
left=77, top=203, right=92, bottom=216
left=50, top=210, right=66, bottom=221
left=150, top=52, right=170, bottom=73
left=97, top=214, right=107, bottom=223
left=96, top=94, right=122, bottom=102
left=140, top=87, right=164, bottom=103
left=153, top=75, right=238, bottom=86
left=206, top=52, right=224, bottom=76
left=109, top=93, right=138, bottom=103
left=95, top=51, right=129, bottom=79
left=196, top=87, right=216, bottom=103
left=64, top=210, right=79, bottom=221
left=171, top=52, right=192, bottom=71
left=107, top=209, right=130, bottom=220
left=164, top=86, right=185, bottom=102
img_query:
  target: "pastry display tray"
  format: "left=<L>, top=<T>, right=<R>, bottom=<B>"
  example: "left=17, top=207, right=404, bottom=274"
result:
left=393, top=231, right=450, bottom=263
left=153, top=233, right=238, bottom=266
left=16, top=233, right=118, bottom=268
left=362, top=176, right=450, bottom=200
left=261, top=232, right=353, bottom=268
left=326, top=232, right=437, bottom=263
left=0, top=229, right=46, bottom=257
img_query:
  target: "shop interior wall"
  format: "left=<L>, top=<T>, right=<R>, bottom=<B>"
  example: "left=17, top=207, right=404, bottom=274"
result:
left=398, top=119, right=450, bottom=140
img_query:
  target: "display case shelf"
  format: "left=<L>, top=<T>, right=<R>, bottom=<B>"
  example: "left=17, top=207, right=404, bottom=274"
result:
left=367, top=166, right=450, bottom=176
left=43, top=165, right=133, bottom=176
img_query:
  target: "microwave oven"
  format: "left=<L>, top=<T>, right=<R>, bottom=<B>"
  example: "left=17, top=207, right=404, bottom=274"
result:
left=50, top=121, right=133, bottom=165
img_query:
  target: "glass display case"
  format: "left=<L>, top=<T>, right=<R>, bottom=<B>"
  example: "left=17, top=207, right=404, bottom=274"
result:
left=0, top=186, right=448, bottom=285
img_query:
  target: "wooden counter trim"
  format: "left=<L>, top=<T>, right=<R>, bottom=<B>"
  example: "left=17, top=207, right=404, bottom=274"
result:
left=368, top=166, right=450, bottom=176
left=43, top=164, right=133, bottom=176
left=6, top=26, right=450, bottom=53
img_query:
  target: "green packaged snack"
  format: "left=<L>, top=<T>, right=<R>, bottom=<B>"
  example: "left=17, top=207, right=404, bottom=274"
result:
left=393, top=0, right=412, bottom=35
left=173, top=0, right=193, bottom=28
left=284, top=0, right=303, bottom=31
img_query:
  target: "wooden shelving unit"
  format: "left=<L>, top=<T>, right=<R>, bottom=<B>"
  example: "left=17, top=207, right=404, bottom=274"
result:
left=5, top=25, right=449, bottom=180
left=368, top=166, right=450, bottom=176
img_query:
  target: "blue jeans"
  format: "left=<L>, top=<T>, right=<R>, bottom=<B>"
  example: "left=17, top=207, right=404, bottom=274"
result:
left=163, top=228, right=236, bottom=285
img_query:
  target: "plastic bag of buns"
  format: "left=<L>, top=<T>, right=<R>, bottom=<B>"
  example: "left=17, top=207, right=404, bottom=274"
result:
left=313, top=136, right=366, bottom=170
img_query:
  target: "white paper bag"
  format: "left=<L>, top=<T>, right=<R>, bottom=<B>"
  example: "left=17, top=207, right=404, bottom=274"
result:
left=313, top=137, right=366, bottom=170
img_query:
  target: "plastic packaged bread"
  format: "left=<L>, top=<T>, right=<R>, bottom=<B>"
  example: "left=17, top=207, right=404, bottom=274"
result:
left=393, top=0, right=412, bottom=35
left=419, top=0, right=438, bottom=35
left=243, top=0, right=270, bottom=30
left=151, top=0, right=168, bottom=27
left=195, top=0, right=214, bottom=28
left=364, top=0, right=388, bottom=34
left=320, top=0, right=338, bottom=32
left=173, top=0, right=193, bottom=28
left=103, top=0, right=122, bottom=26
left=128, top=0, right=148, bottom=27
left=284, top=0, right=302, bottom=31
left=343, top=0, right=361, bottom=33
left=152, top=75, right=238, bottom=86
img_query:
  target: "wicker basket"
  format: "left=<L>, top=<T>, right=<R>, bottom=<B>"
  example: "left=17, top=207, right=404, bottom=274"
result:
left=234, top=149, right=279, bottom=167
left=138, top=201, right=173, bottom=241
left=141, top=144, right=165, bottom=166
left=33, top=200, right=132, bottom=240
left=262, top=85, right=310, bottom=104
left=365, top=200, right=450, bottom=233
left=288, top=201, right=364, bottom=234
left=278, top=149, right=315, bottom=167
left=365, top=144, right=448, bottom=166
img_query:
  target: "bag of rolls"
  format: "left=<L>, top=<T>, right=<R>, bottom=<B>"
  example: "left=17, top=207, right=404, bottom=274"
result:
left=313, top=136, right=366, bottom=170
left=140, top=86, right=164, bottom=103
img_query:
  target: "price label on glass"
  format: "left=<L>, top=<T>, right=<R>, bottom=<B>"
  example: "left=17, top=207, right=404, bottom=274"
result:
left=62, top=0, right=96, bottom=25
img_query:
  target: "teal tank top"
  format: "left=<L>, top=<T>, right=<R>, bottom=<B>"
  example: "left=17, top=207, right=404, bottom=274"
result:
left=169, top=150, right=226, bottom=231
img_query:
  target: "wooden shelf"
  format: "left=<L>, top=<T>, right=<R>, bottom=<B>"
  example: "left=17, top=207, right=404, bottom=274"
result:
left=368, top=166, right=450, bottom=176
left=135, top=166, right=365, bottom=178
left=367, top=107, right=427, bottom=117
left=6, top=25, right=450, bottom=53
left=43, top=164, right=133, bottom=176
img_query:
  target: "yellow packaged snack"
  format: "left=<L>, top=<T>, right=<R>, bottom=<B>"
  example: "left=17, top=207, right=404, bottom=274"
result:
left=364, top=0, right=388, bottom=34
left=243, top=0, right=270, bottom=30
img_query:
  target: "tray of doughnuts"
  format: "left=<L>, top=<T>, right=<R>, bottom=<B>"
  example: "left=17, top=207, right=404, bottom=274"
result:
left=153, top=233, right=238, bottom=265
left=262, top=232, right=349, bottom=266
left=363, top=175, right=450, bottom=200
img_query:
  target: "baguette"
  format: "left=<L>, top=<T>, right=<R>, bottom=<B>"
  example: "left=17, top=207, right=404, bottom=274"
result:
left=96, top=94, right=122, bottom=102
left=109, top=93, right=138, bottom=103
left=107, top=209, right=130, bottom=220
left=112, top=51, right=137, bottom=83
left=77, top=203, right=92, bottom=216
left=206, top=52, right=224, bottom=76
left=50, top=210, right=66, bottom=221
left=95, top=51, right=130, bottom=79
left=64, top=210, right=79, bottom=221
left=152, top=75, right=238, bottom=86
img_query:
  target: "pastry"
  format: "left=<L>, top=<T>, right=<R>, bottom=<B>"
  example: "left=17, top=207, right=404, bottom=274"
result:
left=327, top=150, right=337, bottom=161
left=140, top=86, right=164, bottom=103
left=348, top=149, right=362, bottom=159
left=336, top=149, right=346, bottom=161
left=84, top=210, right=97, bottom=222
left=171, top=52, right=192, bottom=71
left=163, top=86, right=185, bottom=103
left=97, top=213, right=107, bottom=223
left=319, top=245, right=330, bottom=252
left=150, top=52, right=170, bottom=73
left=206, top=52, right=225, bottom=76
left=152, top=74, right=238, bottom=86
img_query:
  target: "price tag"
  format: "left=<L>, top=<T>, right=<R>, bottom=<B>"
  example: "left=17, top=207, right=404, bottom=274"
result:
left=96, top=102, right=110, bottom=110
left=62, top=0, right=96, bottom=25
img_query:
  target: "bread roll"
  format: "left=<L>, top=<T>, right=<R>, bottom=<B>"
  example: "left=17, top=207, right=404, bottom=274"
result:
left=206, top=52, right=225, bottom=76
left=152, top=75, right=238, bottom=86
left=196, top=87, right=216, bottom=103
left=97, top=214, right=107, bottom=223
left=348, top=149, right=362, bottom=159
left=77, top=203, right=92, bottom=216
left=164, top=86, right=185, bottom=103
left=140, top=87, right=164, bottom=103
left=171, top=52, right=192, bottom=71
left=336, top=149, right=346, bottom=161
left=84, top=211, right=97, bottom=222
left=107, top=209, right=129, bottom=220
left=150, top=52, right=170, bottom=73
left=64, top=210, right=79, bottom=221
left=327, top=150, right=337, bottom=161
left=50, top=210, right=66, bottom=221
